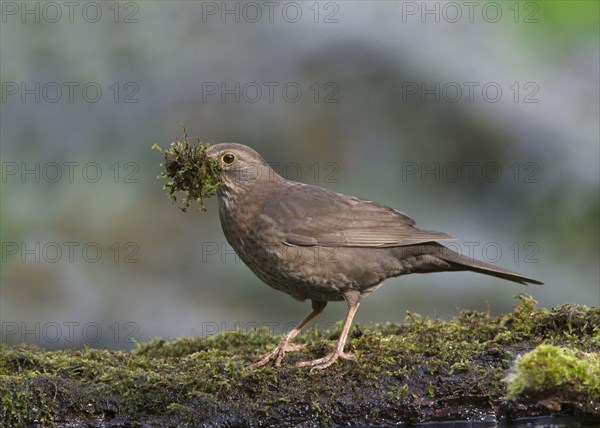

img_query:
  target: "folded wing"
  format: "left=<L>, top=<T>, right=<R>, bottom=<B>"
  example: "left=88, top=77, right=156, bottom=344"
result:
left=261, top=182, right=454, bottom=247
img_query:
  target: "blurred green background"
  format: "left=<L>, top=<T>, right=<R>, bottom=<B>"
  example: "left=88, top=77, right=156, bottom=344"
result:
left=1, top=1, right=598, bottom=349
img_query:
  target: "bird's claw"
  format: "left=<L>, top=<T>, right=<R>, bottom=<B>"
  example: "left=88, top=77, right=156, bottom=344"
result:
left=248, top=342, right=307, bottom=370
left=296, top=349, right=353, bottom=370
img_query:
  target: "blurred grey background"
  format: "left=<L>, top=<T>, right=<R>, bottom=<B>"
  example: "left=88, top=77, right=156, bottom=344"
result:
left=1, top=1, right=598, bottom=349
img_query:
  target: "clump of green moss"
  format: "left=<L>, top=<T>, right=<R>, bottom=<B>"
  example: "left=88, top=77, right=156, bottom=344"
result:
left=152, top=126, right=222, bottom=212
left=505, top=344, right=600, bottom=400
left=1, top=296, right=598, bottom=426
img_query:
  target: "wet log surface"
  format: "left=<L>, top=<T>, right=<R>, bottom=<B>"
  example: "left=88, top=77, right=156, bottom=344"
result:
left=1, top=295, right=598, bottom=427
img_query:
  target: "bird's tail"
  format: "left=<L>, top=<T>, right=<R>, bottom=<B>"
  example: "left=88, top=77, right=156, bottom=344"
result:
left=437, top=245, right=543, bottom=285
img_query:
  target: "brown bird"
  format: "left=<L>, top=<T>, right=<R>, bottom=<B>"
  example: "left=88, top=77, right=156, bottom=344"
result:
left=205, top=143, right=542, bottom=370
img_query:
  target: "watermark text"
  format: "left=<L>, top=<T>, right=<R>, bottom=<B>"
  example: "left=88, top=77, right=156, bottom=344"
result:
left=401, top=1, right=539, bottom=24
left=1, top=321, right=139, bottom=345
left=2, top=241, right=140, bottom=263
left=201, top=81, right=339, bottom=103
left=200, top=1, right=339, bottom=24
left=401, top=81, right=539, bottom=104
left=400, top=161, right=540, bottom=184
left=2, top=81, right=140, bottom=103
left=1, top=1, right=139, bottom=24
left=2, top=161, right=140, bottom=183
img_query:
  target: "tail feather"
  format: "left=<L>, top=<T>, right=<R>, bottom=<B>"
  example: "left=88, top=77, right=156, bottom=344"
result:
left=438, top=248, right=543, bottom=285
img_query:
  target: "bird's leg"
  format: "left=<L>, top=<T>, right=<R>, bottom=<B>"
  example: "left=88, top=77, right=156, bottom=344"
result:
left=248, top=300, right=327, bottom=369
left=296, top=301, right=360, bottom=370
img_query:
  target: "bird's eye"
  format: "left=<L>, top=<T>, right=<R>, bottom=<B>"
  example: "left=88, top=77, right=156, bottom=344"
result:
left=221, top=153, right=236, bottom=165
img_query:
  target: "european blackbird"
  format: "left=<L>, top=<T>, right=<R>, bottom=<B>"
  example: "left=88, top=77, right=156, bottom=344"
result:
left=205, top=143, right=542, bottom=369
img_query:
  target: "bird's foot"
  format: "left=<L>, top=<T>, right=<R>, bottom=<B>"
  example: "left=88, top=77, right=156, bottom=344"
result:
left=296, top=349, right=353, bottom=370
left=248, top=341, right=307, bottom=370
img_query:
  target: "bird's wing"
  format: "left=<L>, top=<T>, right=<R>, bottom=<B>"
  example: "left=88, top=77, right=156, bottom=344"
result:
left=261, top=182, right=455, bottom=247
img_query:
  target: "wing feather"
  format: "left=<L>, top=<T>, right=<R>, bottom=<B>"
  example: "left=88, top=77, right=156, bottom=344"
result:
left=261, top=182, right=454, bottom=247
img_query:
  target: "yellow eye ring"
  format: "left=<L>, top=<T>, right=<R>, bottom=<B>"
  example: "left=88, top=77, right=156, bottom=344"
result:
left=221, top=152, right=236, bottom=165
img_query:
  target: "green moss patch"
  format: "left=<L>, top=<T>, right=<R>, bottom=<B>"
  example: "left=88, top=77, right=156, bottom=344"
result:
left=505, top=344, right=599, bottom=412
left=1, top=295, right=598, bottom=426
left=152, top=126, right=222, bottom=212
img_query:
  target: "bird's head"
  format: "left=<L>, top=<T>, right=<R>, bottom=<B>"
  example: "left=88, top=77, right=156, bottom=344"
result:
left=206, top=143, right=282, bottom=198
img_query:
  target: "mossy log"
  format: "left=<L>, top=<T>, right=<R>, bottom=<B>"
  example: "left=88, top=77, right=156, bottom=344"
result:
left=1, top=295, right=598, bottom=427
